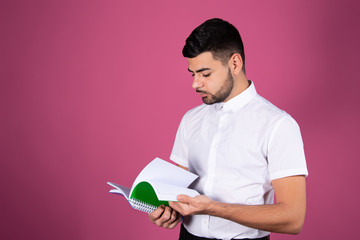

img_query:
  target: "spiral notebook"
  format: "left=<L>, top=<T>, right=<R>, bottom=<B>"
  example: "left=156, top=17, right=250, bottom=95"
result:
left=107, top=157, right=199, bottom=213
left=107, top=182, right=158, bottom=213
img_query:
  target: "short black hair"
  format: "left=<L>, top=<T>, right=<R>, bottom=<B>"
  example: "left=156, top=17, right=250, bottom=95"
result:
left=182, top=18, right=245, bottom=72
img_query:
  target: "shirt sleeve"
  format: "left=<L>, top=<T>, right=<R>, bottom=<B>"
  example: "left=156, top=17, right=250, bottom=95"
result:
left=170, top=113, right=189, bottom=168
left=267, top=116, right=308, bottom=180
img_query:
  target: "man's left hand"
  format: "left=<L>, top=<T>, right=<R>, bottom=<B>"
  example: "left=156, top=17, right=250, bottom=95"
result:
left=169, top=195, right=213, bottom=216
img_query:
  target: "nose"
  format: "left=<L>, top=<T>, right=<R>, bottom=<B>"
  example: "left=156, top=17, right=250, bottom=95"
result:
left=192, top=76, right=204, bottom=89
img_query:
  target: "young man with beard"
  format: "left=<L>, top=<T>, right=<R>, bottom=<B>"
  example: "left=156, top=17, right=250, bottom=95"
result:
left=149, top=18, right=308, bottom=240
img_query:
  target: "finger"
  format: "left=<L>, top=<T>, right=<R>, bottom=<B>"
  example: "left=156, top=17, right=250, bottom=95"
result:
left=148, top=205, right=165, bottom=222
left=163, top=208, right=181, bottom=229
left=169, top=202, right=181, bottom=212
left=167, top=213, right=182, bottom=229
left=172, top=201, right=191, bottom=216
left=168, top=207, right=179, bottom=223
left=154, top=206, right=172, bottom=227
left=177, top=194, right=191, bottom=203
left=168, top=201, right=177, bottom=209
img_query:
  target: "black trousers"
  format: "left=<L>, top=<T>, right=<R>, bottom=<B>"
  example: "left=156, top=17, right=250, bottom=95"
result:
left=179, top=224, right=270, bottom=240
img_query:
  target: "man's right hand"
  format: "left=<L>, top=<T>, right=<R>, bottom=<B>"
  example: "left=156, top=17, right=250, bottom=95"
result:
left=148, top=205, right=182, bottom=229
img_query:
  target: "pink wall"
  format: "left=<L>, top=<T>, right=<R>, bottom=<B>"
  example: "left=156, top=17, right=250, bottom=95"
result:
left=1, top=0, right=359, bottom=239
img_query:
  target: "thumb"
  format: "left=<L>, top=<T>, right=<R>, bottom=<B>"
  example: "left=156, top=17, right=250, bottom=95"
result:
left=177, top=194, right=191, bottom=203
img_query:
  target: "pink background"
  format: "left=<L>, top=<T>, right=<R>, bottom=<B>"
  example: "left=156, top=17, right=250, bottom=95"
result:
left=1, top=0, right=360, bottom=239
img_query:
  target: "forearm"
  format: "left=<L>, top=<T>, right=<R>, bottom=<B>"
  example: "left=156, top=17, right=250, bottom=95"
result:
left=171, top=176, right=307, bottom=234
left=207, top=201, right=305, bottom=234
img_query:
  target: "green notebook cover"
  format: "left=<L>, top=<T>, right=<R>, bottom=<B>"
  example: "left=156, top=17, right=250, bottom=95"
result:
left=130, top=181, right=169, bottom=207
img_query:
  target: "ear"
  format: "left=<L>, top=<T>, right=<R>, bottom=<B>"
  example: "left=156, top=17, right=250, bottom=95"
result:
left=228, top=53, right=243, bottom=75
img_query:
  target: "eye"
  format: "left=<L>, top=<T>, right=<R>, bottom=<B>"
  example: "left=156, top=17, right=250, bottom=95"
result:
left=203, top=73, right=211, bottom=77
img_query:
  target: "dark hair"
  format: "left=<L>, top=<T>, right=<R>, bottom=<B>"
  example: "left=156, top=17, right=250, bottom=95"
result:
left=182, top=18, right=245, bottom=72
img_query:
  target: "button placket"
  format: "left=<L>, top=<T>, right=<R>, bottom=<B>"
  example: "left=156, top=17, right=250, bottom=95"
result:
left=204, top=112, right=228, bottom=196
left=203, top=111, right=228, bottom=236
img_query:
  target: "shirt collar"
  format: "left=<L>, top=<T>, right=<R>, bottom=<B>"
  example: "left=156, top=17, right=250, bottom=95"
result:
left=215, top=80, right=257, bottom=112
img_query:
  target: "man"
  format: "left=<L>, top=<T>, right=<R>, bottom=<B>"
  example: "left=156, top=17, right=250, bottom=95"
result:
left=149, top=18, right=308, bottom=240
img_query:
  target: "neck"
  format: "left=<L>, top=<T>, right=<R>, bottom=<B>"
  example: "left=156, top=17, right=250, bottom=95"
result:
left=224, top=73, right=249, bottom=102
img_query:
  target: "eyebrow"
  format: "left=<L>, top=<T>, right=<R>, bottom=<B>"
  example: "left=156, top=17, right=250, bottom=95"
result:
left=187, top=67, right=212, bottom=73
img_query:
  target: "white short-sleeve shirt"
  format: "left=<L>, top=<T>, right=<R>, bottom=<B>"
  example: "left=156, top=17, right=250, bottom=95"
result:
left=170, top=81, right=308, bottom=240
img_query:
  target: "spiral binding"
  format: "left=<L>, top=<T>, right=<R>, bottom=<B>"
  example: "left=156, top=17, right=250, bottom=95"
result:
left=129, top=198, right=157, bottom=213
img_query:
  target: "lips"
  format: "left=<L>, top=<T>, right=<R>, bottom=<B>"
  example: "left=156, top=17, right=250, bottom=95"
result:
left=196, top=90, right=207, bottom=94
left=196, top=90, right=208, bottom=97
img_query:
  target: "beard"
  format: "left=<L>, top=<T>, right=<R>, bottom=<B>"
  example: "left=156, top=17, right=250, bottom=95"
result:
left=198, top=69, right=234, bottom=105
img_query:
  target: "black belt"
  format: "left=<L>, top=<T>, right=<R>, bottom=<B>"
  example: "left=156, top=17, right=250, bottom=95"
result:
left=179, top=224, right=270, bottom=240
